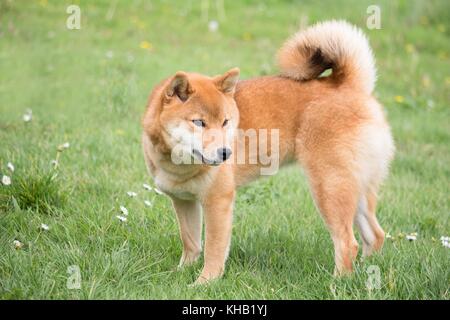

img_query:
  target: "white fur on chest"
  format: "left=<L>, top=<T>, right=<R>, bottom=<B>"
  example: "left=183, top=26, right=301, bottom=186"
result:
left=153, top=167, right=217, bottom=201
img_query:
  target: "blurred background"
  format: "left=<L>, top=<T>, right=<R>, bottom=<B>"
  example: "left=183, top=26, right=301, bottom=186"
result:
left=0, top=0, right=448, bottom=299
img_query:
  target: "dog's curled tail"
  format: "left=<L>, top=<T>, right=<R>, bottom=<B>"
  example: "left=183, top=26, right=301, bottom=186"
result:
left=277, top=20, right=376, bottom=94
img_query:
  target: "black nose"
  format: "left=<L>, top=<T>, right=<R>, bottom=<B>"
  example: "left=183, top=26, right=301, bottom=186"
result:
left=217, top=147, right=232, bottom=161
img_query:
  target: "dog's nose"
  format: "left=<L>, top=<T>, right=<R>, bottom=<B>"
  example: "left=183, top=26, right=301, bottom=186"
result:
left=217, top=147, right=232, bottom=161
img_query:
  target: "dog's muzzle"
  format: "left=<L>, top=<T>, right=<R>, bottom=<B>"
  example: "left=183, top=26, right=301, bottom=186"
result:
left=192, top=148, right=232, bottom=166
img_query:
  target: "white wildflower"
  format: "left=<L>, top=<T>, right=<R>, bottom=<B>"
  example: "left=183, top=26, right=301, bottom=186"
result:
left=154, top=188, right=164, bottom=195
left=440, top=236, right=450, bottom=248
left=58, top=142, right=70, bottom=150
left=23, top=109, right=32, bottom=122
left=127, top=191, right=137, bottom=197
left=116, top=215, right=127, bottom=222
left=13, top=240, right=24, bottom=249
left=406, top=233, right=417, bottom=241
left=23, top=114, right=32, bottom=122
left=208, top=20, right=219, bottom=32
left=7, top=162, right=14, bottom=172
left=119, top=205, right=128, bottom=216
left=2, top=175, right=11, bottom=186
left=143, top=183, right=152, bottom=191
left=40, top=223, right=50, bottom=231
left=144, top=200, right=152, bottom=207
left=50, top=159, right=58, bottom=167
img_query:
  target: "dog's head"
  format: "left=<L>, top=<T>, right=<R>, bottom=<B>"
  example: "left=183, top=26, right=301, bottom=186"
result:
left=145, top=68, right=240, bottom=166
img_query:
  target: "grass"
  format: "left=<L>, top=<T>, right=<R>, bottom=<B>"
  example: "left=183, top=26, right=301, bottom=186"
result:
left=0, top=0, right=449, bottom=299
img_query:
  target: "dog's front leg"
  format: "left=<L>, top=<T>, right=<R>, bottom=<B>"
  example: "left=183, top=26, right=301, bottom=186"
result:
left=195, top=191, right=235, bottom=285
left=172, top=198, right=203, bottom=268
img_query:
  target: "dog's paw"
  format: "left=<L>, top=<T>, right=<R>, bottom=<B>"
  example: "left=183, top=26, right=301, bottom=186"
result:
left=190, top=275, right=212, bottom=287
left=177, top=250, right=201, bottom=269
left=190, top=267, right=224, bottom=285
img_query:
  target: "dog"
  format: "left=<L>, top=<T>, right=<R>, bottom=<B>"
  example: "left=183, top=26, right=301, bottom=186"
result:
left=141, top=20, right=395, bottom=284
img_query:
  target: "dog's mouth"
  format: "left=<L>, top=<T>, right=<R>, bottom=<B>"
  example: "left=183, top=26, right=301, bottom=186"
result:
left=192, top=149, right=222, bottom=166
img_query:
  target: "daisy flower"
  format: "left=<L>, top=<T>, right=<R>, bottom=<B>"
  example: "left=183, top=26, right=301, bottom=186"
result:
left=144, top=200, right=152, bottom=207
left=440, top=236, right=450, bottom=248
left=127, top=191, right=137, bottom=197
left=120, top=205, right=128, bottom=216
left=208, top=20, right=219, bottom=32
left=40, top=223, right=50, bottom=231
left=57, top=142, right=70, bottom=151
left=2, top=175, right=11, bottom=186
left=116, top=215, right=127, bottom=222
left=13, top=240, right=24, bottom=250
left=50, top=159, right=58, bottom=167
left=143, top=183, right=152, bottom=191
left=406, top=232, right=417, bottom=241
left=7, top=162, right=14, bottom=172
left=23, top=109, right=32, bottom=122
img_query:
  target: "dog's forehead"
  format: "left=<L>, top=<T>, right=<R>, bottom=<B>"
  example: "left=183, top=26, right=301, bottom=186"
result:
left=189, top=74, right=227, bottom=117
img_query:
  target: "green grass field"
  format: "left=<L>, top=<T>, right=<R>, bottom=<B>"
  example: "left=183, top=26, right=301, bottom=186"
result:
left=0, top=0, right=449, bottom=299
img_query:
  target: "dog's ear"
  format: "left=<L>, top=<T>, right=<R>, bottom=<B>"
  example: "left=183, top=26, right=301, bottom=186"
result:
left=165, top=71, right=193, bottom=102
left=214, top=67, right=240, bottom=94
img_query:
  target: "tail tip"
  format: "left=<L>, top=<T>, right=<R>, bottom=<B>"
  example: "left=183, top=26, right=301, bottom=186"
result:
left=277, top=20, right=377, bottom=94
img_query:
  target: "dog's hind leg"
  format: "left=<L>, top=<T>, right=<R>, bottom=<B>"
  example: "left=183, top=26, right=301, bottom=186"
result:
left=354, top=122, right=393, bottom=257
left=355, top=187, right=385, bottom=257
left=172, top=198, right=203, bottom=268
left=305, top=164, right=360, bottom=275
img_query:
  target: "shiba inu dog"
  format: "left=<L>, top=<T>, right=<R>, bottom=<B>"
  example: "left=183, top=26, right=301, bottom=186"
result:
left=141, top=20, right=395, bottom=284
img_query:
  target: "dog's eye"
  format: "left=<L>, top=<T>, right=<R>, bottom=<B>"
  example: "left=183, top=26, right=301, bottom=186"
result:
left=222, top=119, right=229, bottom=127
left=192, top=119, right=206, bottom=127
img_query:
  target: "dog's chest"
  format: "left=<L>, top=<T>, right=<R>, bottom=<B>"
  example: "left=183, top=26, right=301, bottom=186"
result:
left=154, top=169, right=212, bottom=201
left=158, top=183, right=196, bottom=201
